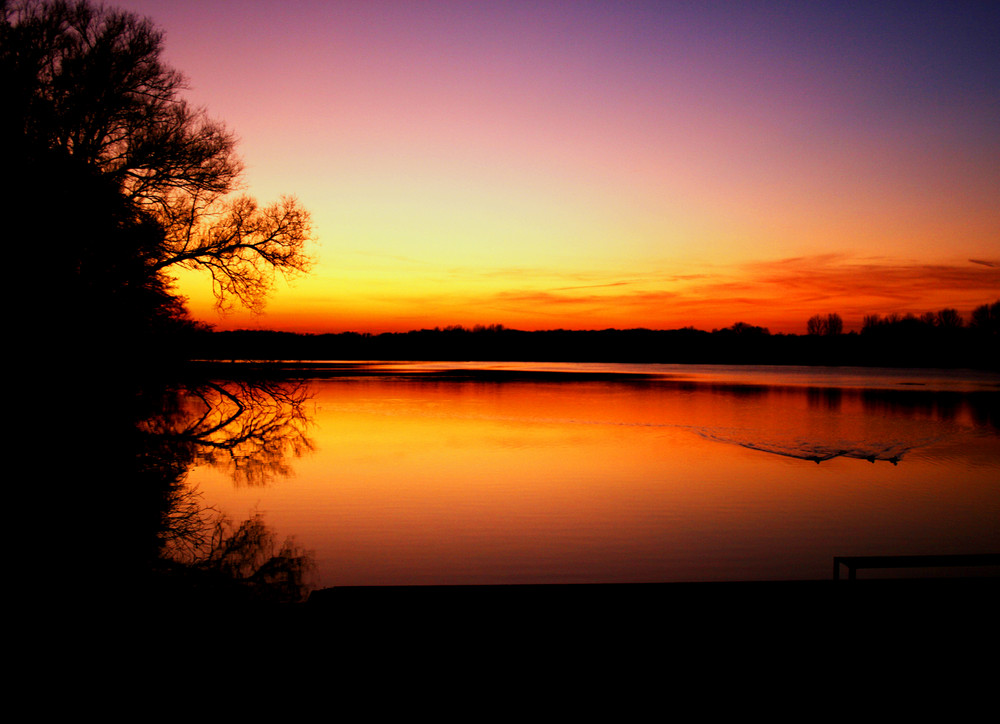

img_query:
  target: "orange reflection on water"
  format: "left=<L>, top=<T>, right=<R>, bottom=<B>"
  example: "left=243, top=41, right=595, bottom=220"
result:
left=190, top=372, right=1000, bottom=587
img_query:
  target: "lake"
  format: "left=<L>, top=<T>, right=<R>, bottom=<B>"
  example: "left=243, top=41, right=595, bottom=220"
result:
left=176, top=363, right=999, bottom=590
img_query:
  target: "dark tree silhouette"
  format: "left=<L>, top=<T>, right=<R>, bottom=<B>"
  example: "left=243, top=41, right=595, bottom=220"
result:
left=807, top=313, right=842, bottom=336
left=158, top=512, right=315, bottom=605
left=137, top=377, right=317, bottom=602
left=2, top=0, right=312, bottom=327
left=723, top=321, right=770, bottom=335
left=139, top=378, right=314, bottom=487
left=970, top=301, right=999, bottom=335
left=935, top=308, right=963, bottom=328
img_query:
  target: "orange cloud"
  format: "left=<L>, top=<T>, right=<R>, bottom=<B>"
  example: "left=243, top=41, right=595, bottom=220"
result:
left=184, top=254, right=999, bottom=335
left=470, top=256, right=1000, bottom=332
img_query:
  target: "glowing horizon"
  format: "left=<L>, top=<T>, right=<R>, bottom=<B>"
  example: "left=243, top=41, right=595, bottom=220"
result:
left=114, top=1, right=998, bottom=335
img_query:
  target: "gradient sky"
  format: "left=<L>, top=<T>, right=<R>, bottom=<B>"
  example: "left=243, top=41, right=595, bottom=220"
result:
left=111, top=0, right=999, bottom=333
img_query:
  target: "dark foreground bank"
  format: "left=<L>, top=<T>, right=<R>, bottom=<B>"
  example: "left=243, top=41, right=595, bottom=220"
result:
left=306, top=578, right=999, bottom=638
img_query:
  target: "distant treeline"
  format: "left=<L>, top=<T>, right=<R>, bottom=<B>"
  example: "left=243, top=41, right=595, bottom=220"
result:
left=188, top=302, right=999, bottom=369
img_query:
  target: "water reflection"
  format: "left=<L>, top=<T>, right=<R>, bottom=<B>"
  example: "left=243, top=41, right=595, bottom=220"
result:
left=807, top=386, right=842, bottom=412
left=185, top=365, right=999, bottom=589
left=135, top=377, right=316, bottom=603
left=138, top=379, right=313, bottom=487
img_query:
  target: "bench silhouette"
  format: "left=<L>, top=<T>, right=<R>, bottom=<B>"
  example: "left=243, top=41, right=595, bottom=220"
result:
left=833, top=554, right=1000, bottom=581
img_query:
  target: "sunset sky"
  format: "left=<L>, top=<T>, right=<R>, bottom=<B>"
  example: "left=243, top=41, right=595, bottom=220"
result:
left=112, top=0, right=998, bottom=334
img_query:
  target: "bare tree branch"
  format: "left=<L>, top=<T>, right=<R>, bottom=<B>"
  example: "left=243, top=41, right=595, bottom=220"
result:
left=3, top=0, right=313, bottom=315
left=155, top=195, right=313, bottom=312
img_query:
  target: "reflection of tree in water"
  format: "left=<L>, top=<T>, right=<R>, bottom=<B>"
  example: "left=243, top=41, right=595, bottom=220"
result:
left=140, top=379, right=314, bottom=487
left=155, top=503, right=315, bottom=606
left=138, top=377, right=316, bottom=604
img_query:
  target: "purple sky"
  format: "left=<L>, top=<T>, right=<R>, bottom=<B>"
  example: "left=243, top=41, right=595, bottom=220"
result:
left=105, top=1, right=999, bottom=332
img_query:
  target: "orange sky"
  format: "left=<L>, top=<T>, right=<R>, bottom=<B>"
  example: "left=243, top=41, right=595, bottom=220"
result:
left=116, top=1, right=999, bottom=333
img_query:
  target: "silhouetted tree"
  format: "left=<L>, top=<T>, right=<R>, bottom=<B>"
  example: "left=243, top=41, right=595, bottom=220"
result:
left=807, top=313, right=842, bottom=335
left=935, top=308, right=963, bottom=328
left=138, top=378, right=313, bottom=487
left=159, top=510, right=315, bottom=605
left=970, top=301, right=999, bottom=335
left=725, top=321, right=770, bottom=335
left=861, top=314, right=881, bottom=334
left=2, top=0, right=312, bottom=328
left=138, top=377, right=316, bottom=602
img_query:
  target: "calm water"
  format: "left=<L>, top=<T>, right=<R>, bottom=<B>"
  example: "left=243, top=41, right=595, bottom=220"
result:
left=181, top=363, right=1000, bottom=588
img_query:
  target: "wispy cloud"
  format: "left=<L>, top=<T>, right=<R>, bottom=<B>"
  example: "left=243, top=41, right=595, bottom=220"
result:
left=745, top=257, right=1000, bottom=303
left=552, top=281, right=631, bottom=292
left=228, top=254, right=1000, bottom=334
left=473, top=255, right=1000, bottom=330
